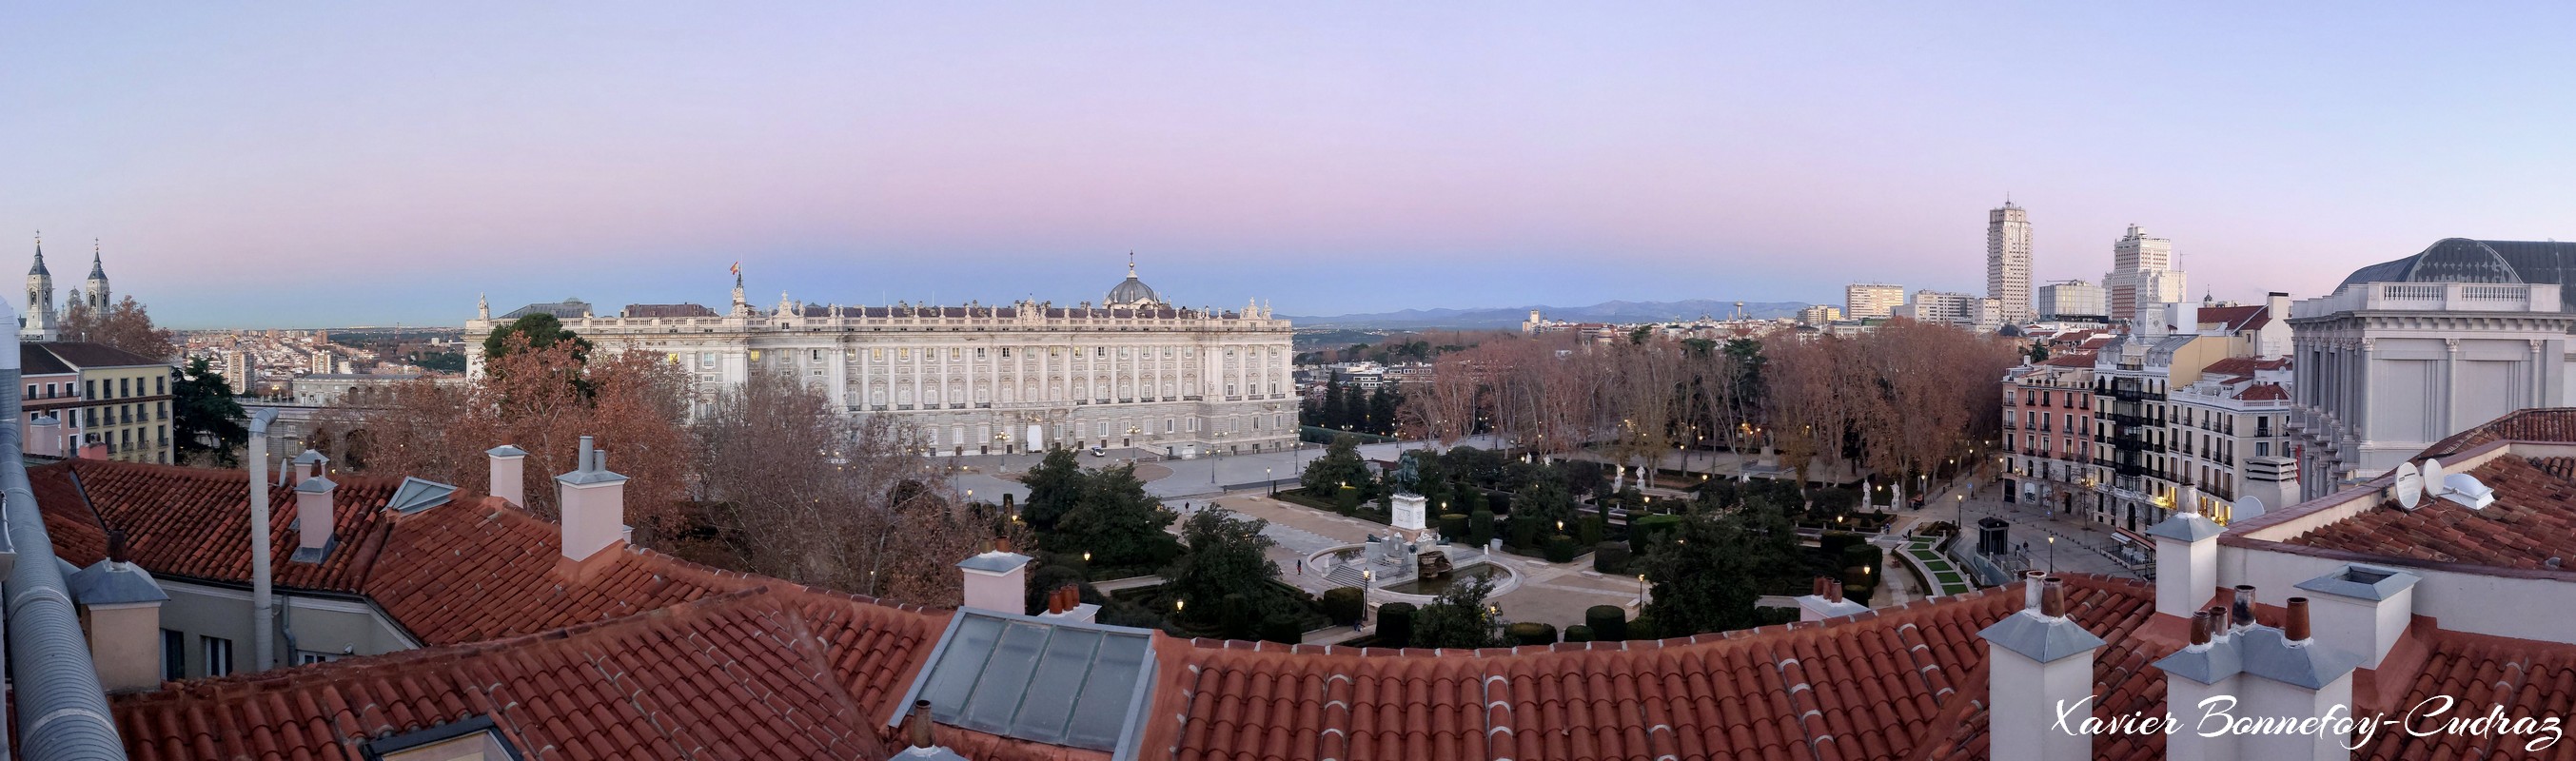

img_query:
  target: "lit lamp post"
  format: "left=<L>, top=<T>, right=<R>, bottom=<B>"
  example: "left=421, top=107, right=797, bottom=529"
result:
left=1267, top=467, right=1275, bottom=497
left=2048, top=535, right=2056, bottom=574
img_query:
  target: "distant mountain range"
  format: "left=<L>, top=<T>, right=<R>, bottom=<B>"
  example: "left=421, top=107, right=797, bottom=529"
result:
left=1283, top=300, right=1814, bottom=329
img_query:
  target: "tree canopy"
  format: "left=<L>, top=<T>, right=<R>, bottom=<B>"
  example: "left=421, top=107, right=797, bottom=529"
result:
left=173, top=358, right=247, bottom=466
left=61, top=296, right=175, bottom=361
left=1163, top=507, right=1279, bottom=615
left=1300, top=435, right=1373, bottom=495
left=482, top=313, right=593, bottom=364
left=1408, top=574, right=1504, bottom=649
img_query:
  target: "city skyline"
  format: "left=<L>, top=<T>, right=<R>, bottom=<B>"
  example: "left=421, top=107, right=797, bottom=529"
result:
left=11, top=4, right=2576, bottom=328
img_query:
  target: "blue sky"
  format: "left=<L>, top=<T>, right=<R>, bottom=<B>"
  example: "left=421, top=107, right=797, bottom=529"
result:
left=5, top=3, right=2573, bottom=327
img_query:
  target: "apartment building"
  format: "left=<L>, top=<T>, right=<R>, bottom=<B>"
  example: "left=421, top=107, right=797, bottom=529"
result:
left=19, top=341, right=175, bottom=463
left=1999, top=352, right=2096, bottom=514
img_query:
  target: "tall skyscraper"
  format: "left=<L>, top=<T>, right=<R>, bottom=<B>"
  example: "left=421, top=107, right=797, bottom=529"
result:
left=1844, top=283, right=1904, bottom=320
left=1986, top=202, right=2034, bottom=323
left=2104, top=224, right=2186, bottom=319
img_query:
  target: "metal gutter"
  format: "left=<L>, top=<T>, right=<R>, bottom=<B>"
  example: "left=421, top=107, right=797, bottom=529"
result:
left=3, top=318, right=129, bottom=759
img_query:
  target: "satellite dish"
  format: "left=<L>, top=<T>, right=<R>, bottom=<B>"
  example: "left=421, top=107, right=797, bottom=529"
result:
left=2234, top=495, right=2267, bottom=521
left=2421, top=459, right=2449, bottom=498
left=2391, top=462, right=2424, bottom=511
left=2442, top=474, right=2495, bottom=510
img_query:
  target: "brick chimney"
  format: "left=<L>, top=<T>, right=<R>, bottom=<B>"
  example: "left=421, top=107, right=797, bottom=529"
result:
left=486, top=444, right=528, bottom=507
left=1977, top=576, right=2106, bottom=761
left=955, top=537, right=1032, bottom=614
left=292, top=474, right=338, bottom=561
left=68, top=557, right=170, bottom=693
left=2146, top=484, right=2224, bottom=620
left=1035, top=583, right=1099, bottom=624
left=555, top=436, right=629, bottom=562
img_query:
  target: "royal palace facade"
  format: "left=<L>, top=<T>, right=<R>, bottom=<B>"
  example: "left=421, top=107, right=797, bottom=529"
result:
left=463, top=263, right=1297, bottom=458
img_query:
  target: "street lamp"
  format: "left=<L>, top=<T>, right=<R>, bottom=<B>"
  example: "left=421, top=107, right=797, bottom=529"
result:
left=2048, top=536, right=2056, bottom=574
left=1267, top=467, right=1274, bottom=497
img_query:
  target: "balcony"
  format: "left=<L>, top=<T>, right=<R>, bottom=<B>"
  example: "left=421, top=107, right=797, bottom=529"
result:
left=2294, top=281, right=2562, bottom=318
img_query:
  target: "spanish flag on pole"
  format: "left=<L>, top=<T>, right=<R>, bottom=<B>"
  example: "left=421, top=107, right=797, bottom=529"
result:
left=731, top=262, right=740, bottom=276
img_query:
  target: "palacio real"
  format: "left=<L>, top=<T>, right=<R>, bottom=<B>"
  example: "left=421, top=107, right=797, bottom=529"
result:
left=464, top=260, right=1297, bottom=459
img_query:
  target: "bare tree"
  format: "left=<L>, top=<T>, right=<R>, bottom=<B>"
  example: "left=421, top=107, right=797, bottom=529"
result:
left=60, top=296, right=177, bottom=360
left=1396, top=352, right=1484, bottom=450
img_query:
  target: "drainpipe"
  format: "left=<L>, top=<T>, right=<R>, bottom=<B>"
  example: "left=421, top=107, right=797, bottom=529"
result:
left=247, top=408, right=279, bottom=673
left=2, top=306, right=131, bottom=758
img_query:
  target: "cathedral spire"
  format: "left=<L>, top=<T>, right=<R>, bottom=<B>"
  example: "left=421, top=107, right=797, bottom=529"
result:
left=29, top=231, right=47, bottom=276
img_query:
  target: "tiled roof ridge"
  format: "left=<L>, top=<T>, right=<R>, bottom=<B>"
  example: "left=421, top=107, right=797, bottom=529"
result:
left=120, top=586, right=785, bottom=704
left=391, top=493, right=950, bottom=615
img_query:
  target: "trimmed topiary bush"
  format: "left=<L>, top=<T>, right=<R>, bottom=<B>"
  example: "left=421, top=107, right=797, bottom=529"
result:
left=1438, top=513, right=1469, bottom=541
left=1579, top=511, right=1605, bottom=546
left=1592, top=541, right=1631, bottom=575
left=1469, top=510, right=1496, bottom=547
left=1629, top=514, right=1683, bottom=555
left=1505, top=622, right=1558, bottom=646
left=1544, top=534, right=1578, bottom=563
left=1260, top=615, right=1304, bottom=645
left=1508, top=513, right=1541, bottom=549
left=1322, top=587, right=1367, bottom=626
left=1563, top=625, right=1595, bottom=642
left=1586, top=605, right=1629, bottom=642
left=1378, top=602, right=1416, bottom=647
left=1336, top=485, right=1360, bottom=516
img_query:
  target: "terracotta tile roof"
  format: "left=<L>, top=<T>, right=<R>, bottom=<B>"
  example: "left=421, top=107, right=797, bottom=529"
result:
left=2358, top=629, right=2576, bottom=760
left=2284, top=454, right=2576, bottom=571
left=2236, top=382, right=2289, bottom=401
left=2040, top=352, right=2097, bottom=368
left=112, top=588, right=908, bottom=761
left=2421, top=407, right=2576, bottom=459
left=1141, top=576, right=2168, bottom=761
left=2194, top=304, right=2271, bottom=333
left=357, top=498, right=747, bottom=644
left=33, top=459, right=400, bottom=593
left=2197, top=356, right=2289, bottom=378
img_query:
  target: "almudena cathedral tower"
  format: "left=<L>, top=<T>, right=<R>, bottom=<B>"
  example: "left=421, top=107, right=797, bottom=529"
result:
left=464, top=260, right=1297, bottom=459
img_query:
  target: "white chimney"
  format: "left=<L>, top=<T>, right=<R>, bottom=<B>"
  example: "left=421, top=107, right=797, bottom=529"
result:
left=293, top=475, right=338, bottom=558
left=2170, top=301, right=2202, bottom=337
left=1033, top=583, right=1099, bottom=624
left=487, top=444, right=528, bottom=507
left=555, top=436, right=629, bottom=562
left=1976, top=576, right=2105, bottom=761
left=956, top=537, right=1032, bottom=614
left=2154, top=590, right=2363, bottom=761
left=2294, top=564, right=2420, bottom=670
left=292, top=449, right=326, bottom=481
left=28, top=413, right=62, bottom=458
left=68, top=557, right=170, bottom=693
left=246, top=408, right=279, bottom=672
left=1796, top=576, right=1868, bottom=621
left=2146, top=486, right=2225, bottom=620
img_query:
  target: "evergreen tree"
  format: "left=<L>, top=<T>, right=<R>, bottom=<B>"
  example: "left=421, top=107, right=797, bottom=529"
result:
left=1301, top=435, right=1372, bottom=495
left=173, top=358, right=248, bottom=465
left=1320, top=377, right=1348, bottom=429
left=1052, top=464, right=1181, bottom=571
left=1367, top=385, right=1400, bottom=436
left=1411, top=575, right=1504, bottom=649
left=1021, top=447, right=1086, bottom=531
left=1165, top=508, right=1280, bottom=615
left=1639, top=508, right=1800, bottom=635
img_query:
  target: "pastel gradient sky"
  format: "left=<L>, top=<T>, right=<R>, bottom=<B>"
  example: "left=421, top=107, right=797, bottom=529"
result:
left=8, top=4, right=2575, bottom=328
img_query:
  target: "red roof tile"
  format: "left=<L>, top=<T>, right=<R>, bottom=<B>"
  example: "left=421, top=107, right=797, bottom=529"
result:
left=2421, top=407, right=2576, bottom=459
left=34, top=459, right=399, bottom=593
left=113, top=588, right=904, bottom=761
left=1140, top=576, right=2169, bottom=761
left=2286, top=454, right=2576, bottom=571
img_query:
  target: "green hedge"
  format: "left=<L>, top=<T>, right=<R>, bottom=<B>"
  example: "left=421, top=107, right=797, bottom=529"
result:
left=1544, top=534, right=1578, bottom=563
left=1260, top=615, right=1304, bottom=645
left=1336, top=486, right=1360, bottom=516
left=1505, top=622, right=1558, bottom=646
left=1629, top=514, right=1684, bottom=555
left=1593, top=542, right=1631, bottom=575
left=1322, top=587, right=1367, bottom=626
left=1438, top=513, right=1469, bottom=541
left=1469, top=511, right=1496, bottom=547
left=1563, top=625, right=1595, bottom=642
left=1586, top=605, right=1629, bottom=642
left=1378, top=602, right=1416, bottom=647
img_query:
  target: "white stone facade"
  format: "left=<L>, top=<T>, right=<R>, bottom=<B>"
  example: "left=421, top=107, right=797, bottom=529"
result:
left=465, top=267, right=1299, bottom=459
left=2288, top=281, right=2573, bottom=498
